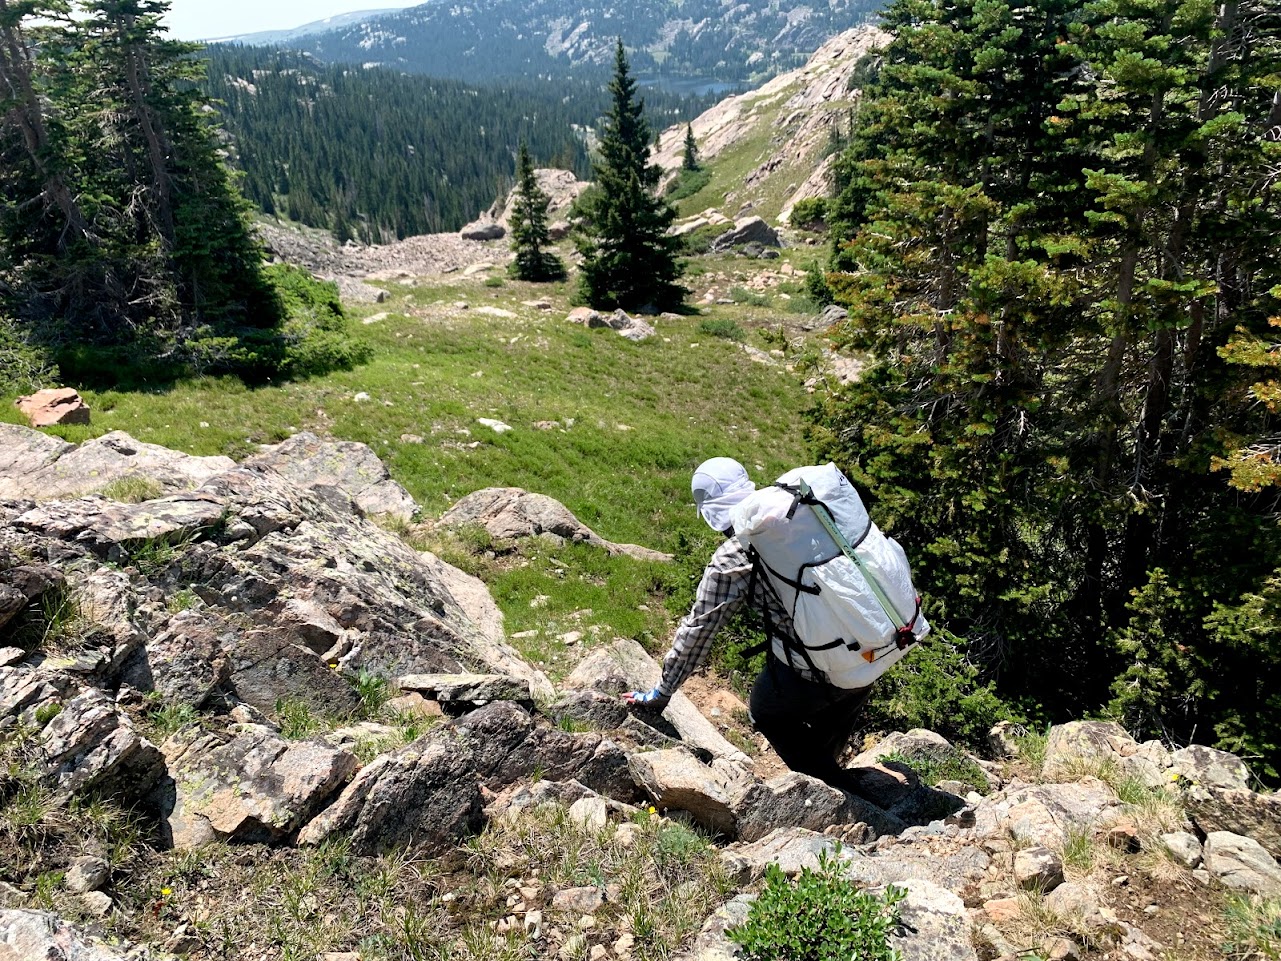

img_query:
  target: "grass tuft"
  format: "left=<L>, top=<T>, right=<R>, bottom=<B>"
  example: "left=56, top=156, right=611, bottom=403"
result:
left=99, top=475, right=165, bottom=503
left=1224, top=894, right=1281, bottom=960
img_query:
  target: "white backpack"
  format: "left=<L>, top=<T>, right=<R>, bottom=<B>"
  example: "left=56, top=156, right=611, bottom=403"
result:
left=729, top=463, right=929, bottom=689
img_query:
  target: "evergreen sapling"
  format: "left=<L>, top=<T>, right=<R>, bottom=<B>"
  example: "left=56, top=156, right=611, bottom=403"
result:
left=574, top=40, right=685, bottom=312
left=508, top=142, right=565, bottom=282
left=682, top=124, right=700, bottom=171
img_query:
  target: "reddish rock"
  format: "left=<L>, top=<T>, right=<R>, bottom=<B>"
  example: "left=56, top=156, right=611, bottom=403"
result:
left=15, top=388, right=90, bottom=428
left=983, top=897, right=1022, bottom=924
left=1105, top=818, right=1141, bottom=853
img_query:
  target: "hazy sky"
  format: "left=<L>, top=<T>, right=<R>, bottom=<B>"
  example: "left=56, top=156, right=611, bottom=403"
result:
left=162, top=1, right=421, bottom=41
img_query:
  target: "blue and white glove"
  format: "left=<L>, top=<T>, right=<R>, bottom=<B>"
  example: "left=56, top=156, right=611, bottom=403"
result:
left=624, top=686, right=671, bottom=710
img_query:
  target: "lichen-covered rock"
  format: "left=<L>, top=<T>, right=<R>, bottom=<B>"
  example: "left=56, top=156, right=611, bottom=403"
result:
left=891, top=880, right=978, bottom=961
left=0, top=559, right=66, bottom=634
left=0, top=428, right=232, bottom=502
left=629, top=748, right=741, bottom=835
left=1161, top=831, right=1203, bottom=868
left=1014, top=846, right=1065, bottom=891
left=710, top=216, right=781, bottom=251
left=1042, top=721, right=1140, bottom=780
left=459, top=218, right=505, bottom=241
left=972, top=780, right=1123, bottom=848
left=484, top=773, right=599, bottom=820
left=297, top=736, right=483, bottom=855
left=438, top=488, right=672, bottom=562
left=841, top=841, right=991, bottom=892
left=160, top=726, right=357, bottom=846
left=40, top=691, right=163, bottom=806
left=731, top=772, right=850, bottom=843
left=12, top=493, right=226, bottom=557
left=0, top=667, right=67, bottom=724
left=222, top=627, right=362, bottom=720
left=118, top=609, right=230, bottom=710
left=243, top=432, right=418, bottom=522
left=565, top=639, right=747, bottom=763
left=722, top=827, right=836, bottom=880
left=0, top=584, right=25, bottom=633
left=397, top=672, right=532, bottom=706
left=63, top=857, right=110, bottom=895
left=1203, top=831, right=1281, bottom=895
left=0, top=909, right=135, bottom=960
left=987, top=721, right=1026, bottom=757
left=1185, top=787, right=1281, bottom=857
left=416, top=550, right=553, bottom=700
left=845, top=762, right=918, bottom=807
left=454, top=701, right=635, bottom=802
left=1170, top=745, right=1252, bottom=791
left=583, top=309, right=657, bottom=342
left=0, top=425, right=71, bottom=492
left=186, top=468, right=536, bottom=688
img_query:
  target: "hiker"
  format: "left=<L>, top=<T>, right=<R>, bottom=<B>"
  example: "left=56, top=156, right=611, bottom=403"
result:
left=623, top=457, right=882, bottom=792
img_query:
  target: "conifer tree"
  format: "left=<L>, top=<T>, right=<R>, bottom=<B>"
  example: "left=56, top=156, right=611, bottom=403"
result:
left=682, top=124, right=699, bottom=171
left=0, top=0, right=277, bottom=343
left=508, top=142, right=565, bottom=282
left=575, top=40, right=684, bottom=312
left=812, top=0, right=1281, bottom=771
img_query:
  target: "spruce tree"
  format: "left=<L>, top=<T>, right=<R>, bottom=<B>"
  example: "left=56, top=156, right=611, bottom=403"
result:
left=682, top=124, right=699, bottom=171
left=575, top=40, right=684, bottom=312
left=508, top=142, right=565, bottom=282
left=813, top=0, right=1281, bottom=771
left=0, top=0, right=278, bottom=344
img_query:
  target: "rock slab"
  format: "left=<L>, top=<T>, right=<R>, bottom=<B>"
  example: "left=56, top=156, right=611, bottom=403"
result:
left=0, top=909, right=131, bottom=960
left=438, top=488, right=671, bottom=562
left=15, top=388, right=90, bottom=428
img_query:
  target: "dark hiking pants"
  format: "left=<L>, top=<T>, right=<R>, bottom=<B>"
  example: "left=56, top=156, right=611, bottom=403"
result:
left=749, top=659, right=874, bottom=792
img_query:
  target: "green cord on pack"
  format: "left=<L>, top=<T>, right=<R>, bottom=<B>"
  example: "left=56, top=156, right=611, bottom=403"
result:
left=796, top=478, right=909, bottom=629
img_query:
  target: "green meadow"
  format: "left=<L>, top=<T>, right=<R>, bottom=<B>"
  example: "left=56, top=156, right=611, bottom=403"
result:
left=3, top=271, right=821, bottom=677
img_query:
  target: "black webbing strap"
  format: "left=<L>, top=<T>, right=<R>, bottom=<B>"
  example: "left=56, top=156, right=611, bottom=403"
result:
left=744, top=546, right=827, bottom=682
left=758, top=555, right=822, bottom=596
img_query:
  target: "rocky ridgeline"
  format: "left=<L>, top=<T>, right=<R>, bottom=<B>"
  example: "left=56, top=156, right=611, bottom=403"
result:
left=654, top=26, right=889, bottom=221
left=1, top=425, right=1279, bottom=959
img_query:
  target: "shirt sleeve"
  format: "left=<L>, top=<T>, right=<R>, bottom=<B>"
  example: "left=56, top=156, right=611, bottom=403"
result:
left=657, top=540, right=753, bottom=696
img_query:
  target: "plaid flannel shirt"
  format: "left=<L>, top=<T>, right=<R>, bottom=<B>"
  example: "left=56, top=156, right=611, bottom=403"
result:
left=657, top=535, right=803, bottom=696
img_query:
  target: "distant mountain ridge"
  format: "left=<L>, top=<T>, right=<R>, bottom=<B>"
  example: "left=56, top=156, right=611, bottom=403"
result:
left=294, top=0, right=881, bottom=84
left=206, top=8, right=401, bottom=46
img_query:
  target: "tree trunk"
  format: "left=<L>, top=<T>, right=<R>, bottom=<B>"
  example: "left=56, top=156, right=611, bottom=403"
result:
left=0, top=2, right=88, bottom=243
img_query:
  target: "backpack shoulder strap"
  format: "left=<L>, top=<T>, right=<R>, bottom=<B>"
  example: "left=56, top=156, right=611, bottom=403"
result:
left=744, top=545, right=828, bottom=681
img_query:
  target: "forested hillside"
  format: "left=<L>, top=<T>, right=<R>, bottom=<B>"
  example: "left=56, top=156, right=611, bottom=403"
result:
left=299, top=0, right=881, bottom=84
left=204, top=47, right=718, bottom=240
left=813, top=0, right=1281, bottom=773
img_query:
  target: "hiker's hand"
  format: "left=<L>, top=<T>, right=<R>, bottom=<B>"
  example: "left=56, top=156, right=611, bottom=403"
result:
left=624, top=687, right=671, bottom=710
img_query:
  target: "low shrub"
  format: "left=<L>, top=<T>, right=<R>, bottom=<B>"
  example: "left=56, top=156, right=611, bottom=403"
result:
left=666, top=167, right=713, bottom=203
left=880, top=747, right=989, bottom=791
left=804, top=261, right=836, bottom=308
left=863, top=628, right=1018, bottom=748
left=790, top=197, right=828, bottom=229
left=682, top=223, right=729, bottom=255
left=729, top=851, right=905, bottom=961
left=0, top=316, right=57, bottom=395
left=699, top=318, right=747, bottom=341
left=729, top=287, right=769, bottom=307
left=55, top=264, right=370, bottom=387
